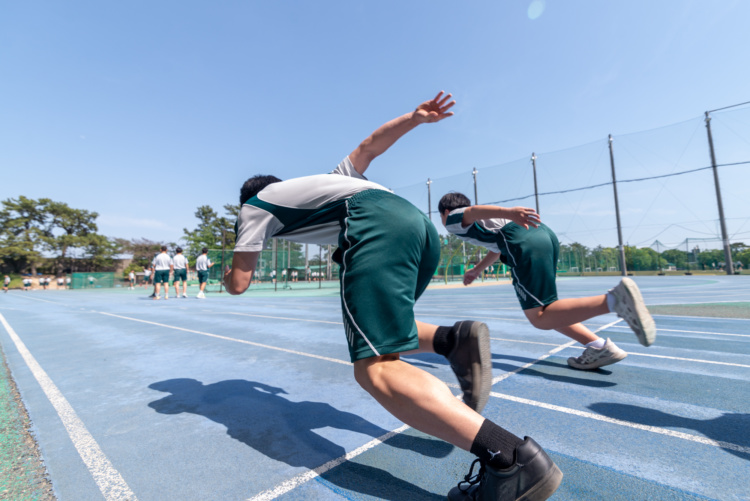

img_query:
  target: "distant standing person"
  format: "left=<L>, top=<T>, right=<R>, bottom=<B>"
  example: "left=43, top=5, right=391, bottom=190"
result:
left=57, top=276, right=64, bottom=289
left=195, top=248, right=212, bottom=299
left=3, top=275, right=10, bottom=293
left=23, top=277, right=30, bottom=290
left=152, top=246, right=173, bottom=300
left=143, top=267, right=152, bottom=289
left=65, top=276, right=71, bottom=289
left=172, top=247, right=190, bottom=298
left=128, top=270, right=136, bottom=289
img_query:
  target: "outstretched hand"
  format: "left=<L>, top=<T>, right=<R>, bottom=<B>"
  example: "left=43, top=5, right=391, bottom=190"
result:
left=506, top=207, right=541, bottom=229
left=414, top=91, right=456, bottom=123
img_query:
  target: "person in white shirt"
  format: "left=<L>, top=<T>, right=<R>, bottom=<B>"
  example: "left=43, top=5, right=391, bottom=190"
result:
left=195, top=247, right=213, bottom=299
left=172, top=247, right=190, bottom=298
left=128, top=270, right=136, bottom=289
left=3, top=275, right=10, bottom=293
left=152, top=246, right=173, bottom=300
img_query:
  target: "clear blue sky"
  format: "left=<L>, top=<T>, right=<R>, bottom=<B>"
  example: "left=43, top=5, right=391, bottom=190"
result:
left=2, top=1, right=749, bottom=248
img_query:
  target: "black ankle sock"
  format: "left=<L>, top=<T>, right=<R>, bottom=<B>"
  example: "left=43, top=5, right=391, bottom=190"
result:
left=470, top=419, right=524, bottom=469
left=432, top=325, right=455, bottom=357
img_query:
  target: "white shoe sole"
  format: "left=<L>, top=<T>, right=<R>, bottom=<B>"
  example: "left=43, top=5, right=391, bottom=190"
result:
left=613, top=278, right=656, bottom=347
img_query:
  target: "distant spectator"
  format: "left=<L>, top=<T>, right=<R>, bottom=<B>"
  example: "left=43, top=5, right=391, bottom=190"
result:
left=195, top=248, right=213, bottom=299
left=172, top=247, right=190, bottom=298
left=3, top=275, right=10, bottom=293
left=152, top=246, right=173, bottom=300
left=128, top=270, right=136, bottom=289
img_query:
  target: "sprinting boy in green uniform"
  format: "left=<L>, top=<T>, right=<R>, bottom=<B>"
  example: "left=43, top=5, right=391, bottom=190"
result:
left=438, top=192, right=656, bottom=370
left=224, top=92, right=563, bottom=501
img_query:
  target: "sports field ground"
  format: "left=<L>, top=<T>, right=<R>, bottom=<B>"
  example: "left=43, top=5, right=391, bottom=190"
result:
left=1, top=275, right=748, bottom=500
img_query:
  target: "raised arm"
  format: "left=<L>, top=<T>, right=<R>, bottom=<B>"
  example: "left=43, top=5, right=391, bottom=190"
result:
left=462, top=205, right=541, bottom=230
left=348, top=91, right=455, bottom=175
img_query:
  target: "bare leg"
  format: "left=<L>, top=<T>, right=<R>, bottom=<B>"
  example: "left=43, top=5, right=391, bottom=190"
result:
left=354, top=354, right=483, bottom=450
left=524, top=295, right=609, bottom=330
left=555, top=323, right=599, bottom=345
left=401, top=320, right=439, bottom=354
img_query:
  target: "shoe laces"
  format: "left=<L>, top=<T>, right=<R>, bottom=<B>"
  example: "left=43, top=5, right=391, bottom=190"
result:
left=457, top=458, right=485, bottom=495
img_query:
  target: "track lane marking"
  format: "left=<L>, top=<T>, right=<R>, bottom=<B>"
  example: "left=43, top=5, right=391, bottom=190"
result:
left=0, top=313, right=138, bottom=501
left=98, top=312, right=351, bottom=366
left=490, top=392, right=750, bottom=455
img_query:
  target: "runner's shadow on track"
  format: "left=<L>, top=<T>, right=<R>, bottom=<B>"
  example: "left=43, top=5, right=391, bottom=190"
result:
left=589, top=403, right=750, bottom=461
left=148, top=378, right=451, bottom=500
left=491, top=354, right=617, bottom=388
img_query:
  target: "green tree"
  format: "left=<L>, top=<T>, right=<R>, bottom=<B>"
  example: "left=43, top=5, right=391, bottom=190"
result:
left=0, top=196, right=51, bottom=274
left=44, top=201, right=100, bottom=274
left=662, top=249, right=687, bottom=270
left=183, top=205, right=237, bottom=258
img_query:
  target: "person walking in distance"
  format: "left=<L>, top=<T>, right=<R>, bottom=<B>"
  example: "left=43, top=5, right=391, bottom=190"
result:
left=172, top=247, right=190, bottom=298
left=195, top=248, right=212, bottom=299
left=152, top=246, right=173, bottom=300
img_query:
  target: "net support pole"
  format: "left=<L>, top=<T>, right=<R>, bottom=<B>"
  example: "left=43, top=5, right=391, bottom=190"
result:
left=608, top=135, right=627, bottom=276
left=472, top=168, right=479, bottom=205
left=426, top=178, right=432, bottom=222
left=219, top=228, right=226, bottom=293
left=704, top=112, right=734, bottom=275
left=273, top=238, right=278, bottom=292
left=531, top=154, right=540, bottom=214
left=318, top=246, right=322, bottom=289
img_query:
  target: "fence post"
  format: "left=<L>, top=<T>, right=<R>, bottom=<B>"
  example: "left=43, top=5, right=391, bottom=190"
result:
left=273, top=238, right=278, bottom=291
left=219, top=228, right=226, bottom=293
left=472, top=168, right=478, bottom=205
left=608, top=135, right=628, bottom=276
left=704, top=111, right=734, bottom=275
left=426, top=178, right=432, bottom=222
left=531, top=153, right=540, bottom=214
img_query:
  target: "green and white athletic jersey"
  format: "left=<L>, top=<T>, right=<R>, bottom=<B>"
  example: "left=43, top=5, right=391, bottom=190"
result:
left=152, top=253, right=172, bottom=270
left=172, top=254, right=188, bottom=269
left=234, top=157, right=390, bottom=252
left=443, top=208, right=511, bottom=254
left=196, top=255, right=211, bottom=271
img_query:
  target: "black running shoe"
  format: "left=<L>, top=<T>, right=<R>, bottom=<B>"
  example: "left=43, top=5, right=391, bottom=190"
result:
left=447, top=321, right=492, bottom=413
left=447, top=437, right=562, bottom=501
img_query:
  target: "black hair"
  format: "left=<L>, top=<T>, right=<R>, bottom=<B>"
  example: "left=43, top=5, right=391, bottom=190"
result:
left=176, top=247, right=182, bottom=253
left=438, top=192, right=472, bottom=215
left=240, top=175, right=283, bottom=205
left=161, top=245, right=168, bottom=252
left=202, top=247, right=208, bottom=254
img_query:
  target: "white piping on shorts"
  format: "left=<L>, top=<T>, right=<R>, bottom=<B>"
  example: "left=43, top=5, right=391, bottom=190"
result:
left=340, top=200, right=380, bottom=357
left=497, top=228, right=545, bottom=308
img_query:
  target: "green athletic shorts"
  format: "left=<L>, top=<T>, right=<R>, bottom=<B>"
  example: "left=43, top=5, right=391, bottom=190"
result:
left=334, top=190, right=440, bottom=362
left=197, top=270, right=209, bottom=284
left=153, top=270, right=170, bottom=284
left=499, top=223, right=559, bottom=310
left=172, top=269, right=187, bottom=282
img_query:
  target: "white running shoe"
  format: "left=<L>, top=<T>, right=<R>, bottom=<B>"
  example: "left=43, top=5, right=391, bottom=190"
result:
left=610, top=278, right=656, bottom=346
left=197, top=292, right=205, bottom=299
left=182, top=293, right=188, bottom=298
left=567, top=338, right=627, bottom=370
left=165, top=295, right=169, bottom=300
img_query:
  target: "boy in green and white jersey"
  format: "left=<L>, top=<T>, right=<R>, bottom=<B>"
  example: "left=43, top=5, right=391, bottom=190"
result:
left=195, top=248, right=212, bottom=299
left=224, top=92, right=562, bottom=501
left=438, top=192, right=656, bottom=371
left=172, top=247, right=190, bottom=298
left=152, top=246, right=173, bottom=300
left=3, top=275, right=9, bottom=292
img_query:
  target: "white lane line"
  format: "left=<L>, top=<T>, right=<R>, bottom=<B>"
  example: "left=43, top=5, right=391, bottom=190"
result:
left=490, top=392, right=750, bottom=455
left=7, top=294, right=62, bottom=304
left=417, top=313, right=528, bottom=323
left=98, top=312, right=351, bottom=366
left=608, top=325, right=750, bottom=338
left=246, top=425, right=410, bottom=501
left=626, top=352, right=750, bottom=368
left=491, top=319, right=623, bottom=385
left=224, top=312, right=342, bottom=325
left=0, top=313, right=138, bottom=501
left=490, top=337, right=750, bottom=368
